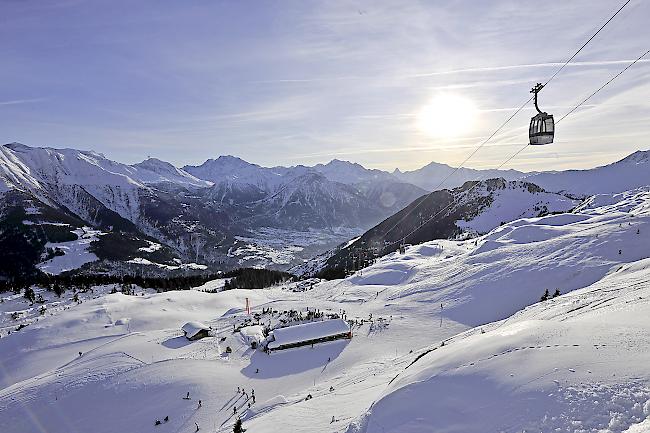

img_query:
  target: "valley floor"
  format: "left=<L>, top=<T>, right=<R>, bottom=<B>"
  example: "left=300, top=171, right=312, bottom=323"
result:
left=1, top=188, right=650, bottom=433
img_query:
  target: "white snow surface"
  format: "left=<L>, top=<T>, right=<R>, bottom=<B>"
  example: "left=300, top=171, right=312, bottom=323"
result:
left=352, top=257, right=650, bottom=433
left=37, top=227, right=102, bottom=274
left=268, top=319, right=350, bottom=350
left=0, top=143, right=208, bottom=223
left=1, top=187, right=650, bottom=433
left=526, top=150, right=650, bottom=196
left=458, top=182, right=578, bottom=234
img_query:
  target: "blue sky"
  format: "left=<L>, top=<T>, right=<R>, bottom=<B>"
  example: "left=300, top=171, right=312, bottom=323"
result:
left=1, top=0, right=649, bottom=171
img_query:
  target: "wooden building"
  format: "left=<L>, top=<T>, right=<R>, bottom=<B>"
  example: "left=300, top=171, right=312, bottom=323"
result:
left=181, top=321, right=211, bottom=341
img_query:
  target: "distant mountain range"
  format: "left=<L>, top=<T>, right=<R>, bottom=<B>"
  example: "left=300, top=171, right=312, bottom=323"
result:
left=1, top=142, right=648, bottom=279
left=295, top=150, right=650, bottom=276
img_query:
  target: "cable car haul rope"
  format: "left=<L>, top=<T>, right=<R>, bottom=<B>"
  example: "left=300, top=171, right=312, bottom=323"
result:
left=378, top=0, right=636, bottom=243
left=383, top=46, right=649, bottom=250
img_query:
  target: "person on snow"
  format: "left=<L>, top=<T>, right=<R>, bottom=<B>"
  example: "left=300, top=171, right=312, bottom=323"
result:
left=195, top=422, right=200, bottom=432
left=164, top=416, right=169, bottom=422
left=197, top=400, right=202, bottom=409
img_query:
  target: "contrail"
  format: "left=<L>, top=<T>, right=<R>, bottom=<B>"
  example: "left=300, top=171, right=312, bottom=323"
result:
left=251, top=59, right=650, bottom=84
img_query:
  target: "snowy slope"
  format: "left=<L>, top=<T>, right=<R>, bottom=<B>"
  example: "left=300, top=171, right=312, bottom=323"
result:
left=312, top=159, right=395, bottom=185
left=184, top=155, right=297, bottom=193
left=352, top=257, right=650, bottom=433
left=2, top=187, right=650, bottom=433
left=322, top=178, right=578, bottom=275
left=457, top=179, right=578, bottom=234
left=0, top=143, right=208, bottom=218
left=526, top=150, right=650, bottom=197
left=394, top=160, right=524, bottom=191
left=131, top=158, right=212, bottom=188
left=36, top=227, right=103, bottom=275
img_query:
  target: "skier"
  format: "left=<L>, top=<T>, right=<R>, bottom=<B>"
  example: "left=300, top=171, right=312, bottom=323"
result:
left=252, top=395, right=255, bottom=404
left=195, top=422, right=200, bottom=432
left=185, top=391, right=190, bottom=399
left=233, top=405, right=237, bottom=414
left=164, top=416, right=169, bottom=422
left=197, top=400, right=202, bottom=409
left=331, top=415, right=335, bottom=424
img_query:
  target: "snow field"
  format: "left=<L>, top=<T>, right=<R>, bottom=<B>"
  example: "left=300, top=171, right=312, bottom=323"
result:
left=1, top=188, right=650, bottom=432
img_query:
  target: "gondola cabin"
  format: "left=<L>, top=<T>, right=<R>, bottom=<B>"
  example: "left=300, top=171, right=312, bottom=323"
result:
left=529, top=113, right=555, bottom=145
left=529, top=82, right=555, bottom=145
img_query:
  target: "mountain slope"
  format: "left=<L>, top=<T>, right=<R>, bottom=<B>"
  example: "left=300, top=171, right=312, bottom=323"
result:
left=2, top=188, right=649, bottom=433
left=393, top=160, right=524, bottom=191
left=318, top=178, right=578, bottom=276
left=352, top=258, right=650, bottom=433
left=525, top=150, right=650, bottom=197
left=0, top=144, right=427, bottom=276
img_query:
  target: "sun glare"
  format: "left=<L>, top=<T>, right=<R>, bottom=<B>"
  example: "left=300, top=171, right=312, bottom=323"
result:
left=416, top=94, right=478, bottom=139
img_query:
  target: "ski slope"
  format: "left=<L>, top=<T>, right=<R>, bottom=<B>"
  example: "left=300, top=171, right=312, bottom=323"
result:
left=351, top=257, right=650, bottom=433
left=1, top=188, right=650, bottom=433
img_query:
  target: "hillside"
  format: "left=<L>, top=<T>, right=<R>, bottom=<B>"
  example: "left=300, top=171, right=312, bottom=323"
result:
left=2, top=143, right=649, bottom=280
left=0, top=144, right=428, bottom=277
left=351, top=257, right=650, bottom=433
left=525, top=150, right=650, bottom=197
left=1, top=187, right=649, bottom=433
left=394, top=160, right=524, bottom=190
left=317, top=178, right=578, bottom=277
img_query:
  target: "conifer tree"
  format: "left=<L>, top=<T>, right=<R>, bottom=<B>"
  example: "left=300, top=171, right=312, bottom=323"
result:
left=540, top=289, right=549, bottom=302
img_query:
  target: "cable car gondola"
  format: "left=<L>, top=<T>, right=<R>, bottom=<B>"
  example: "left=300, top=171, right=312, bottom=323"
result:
left=529, top=83, right=554, bottom=145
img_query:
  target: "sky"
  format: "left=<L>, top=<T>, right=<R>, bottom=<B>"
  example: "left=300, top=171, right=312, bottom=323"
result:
left=1, top=0, right=649, bottom=172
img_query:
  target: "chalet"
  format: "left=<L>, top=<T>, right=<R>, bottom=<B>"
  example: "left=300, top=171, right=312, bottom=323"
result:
left=181, top=321, right=211, bottom=341
left=266, top=319, right=352, bottom=352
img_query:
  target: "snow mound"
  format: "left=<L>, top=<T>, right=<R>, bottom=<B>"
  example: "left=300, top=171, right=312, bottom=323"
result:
left=353, top=257, right=650, bottom=433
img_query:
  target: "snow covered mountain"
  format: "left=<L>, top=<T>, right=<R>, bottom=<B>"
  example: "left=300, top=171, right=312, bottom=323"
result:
left=2, top=187, right=649, bottom=433
left=525, top=150, right=650, bottom=196
left=312, top=159, right=395, bottom=184
left=0, top=144, right=426, bottom=277
left=2, top=142, right=649, bottom=279
left=393, top=160, right=524, bottom=190
left=315, top=178, right=578, bottom=276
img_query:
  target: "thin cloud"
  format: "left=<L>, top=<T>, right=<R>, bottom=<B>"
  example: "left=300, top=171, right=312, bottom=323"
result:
left=250, top=59, right=650, bottom=85
left=0, top=98, right=46, bottom=106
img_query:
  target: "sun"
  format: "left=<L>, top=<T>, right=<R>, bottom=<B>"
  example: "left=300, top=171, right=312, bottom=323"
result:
left=416, top=94, right=478, bottom=139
